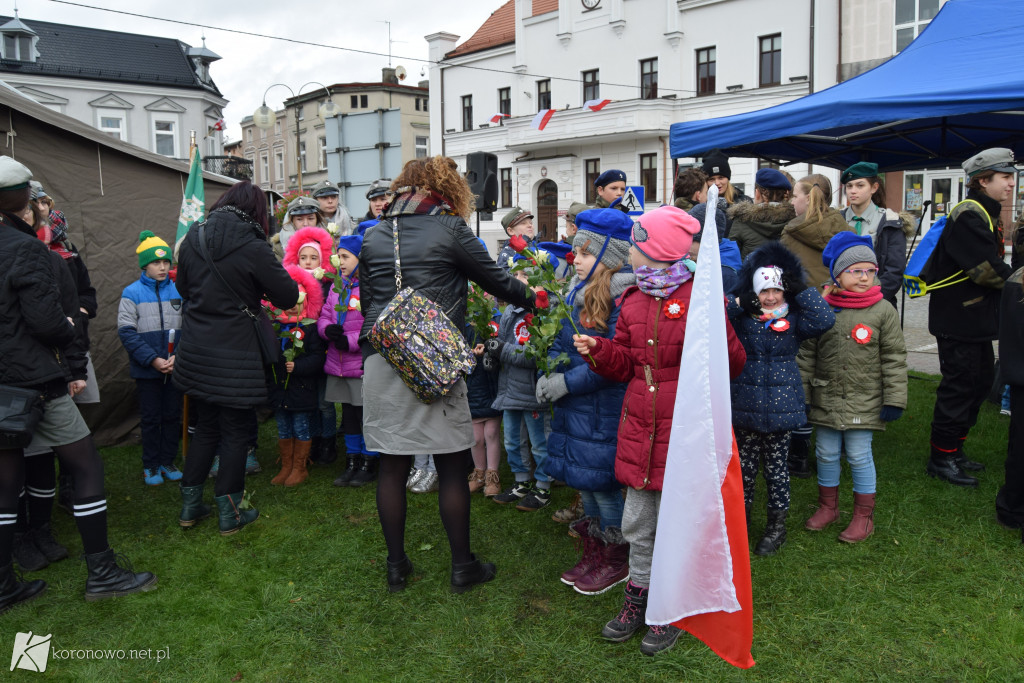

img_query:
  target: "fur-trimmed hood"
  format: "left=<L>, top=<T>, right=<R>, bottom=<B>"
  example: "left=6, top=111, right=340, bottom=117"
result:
left=282, top=226, right=337, bottom=277
left=728, top=200, right=796, bottom=227
left=735, top=241, right=807, bottom=300
left=884, top=208, right=917, bottom=238
left=278, top=264, right=325, bottom=322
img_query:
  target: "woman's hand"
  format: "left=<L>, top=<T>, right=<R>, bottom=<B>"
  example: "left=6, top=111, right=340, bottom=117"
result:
left=285, top=362, right=295, bottom=373
left=573, top=334, right=596, bottom=355
left=68, top=380, right=86, bottom=397
left=473, top=343, right=485, bottom=357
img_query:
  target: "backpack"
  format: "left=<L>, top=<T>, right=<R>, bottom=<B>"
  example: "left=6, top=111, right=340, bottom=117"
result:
left=902, top=199, right=992, bottom=298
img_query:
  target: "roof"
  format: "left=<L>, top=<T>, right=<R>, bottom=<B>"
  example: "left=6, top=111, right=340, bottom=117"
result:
left=0, top=16, right=221, bottom=96
left=446, top=1, right=516, bottom=58
left=287, top=82, right=428, bottom=105
left=532, top=0, right=558, bottom=16
left=668, top=0, right=1024, bottom=171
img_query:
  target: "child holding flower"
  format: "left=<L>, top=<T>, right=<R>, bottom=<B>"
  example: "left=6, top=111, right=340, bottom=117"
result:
left=267, top=265, right=326, bottom=487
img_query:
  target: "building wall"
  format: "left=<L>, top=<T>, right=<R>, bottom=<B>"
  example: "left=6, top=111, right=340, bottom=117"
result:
left=240, top=112, right=288, bottom=192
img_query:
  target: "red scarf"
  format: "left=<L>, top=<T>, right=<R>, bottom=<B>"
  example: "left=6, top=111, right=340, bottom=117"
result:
left=824, top=285, right=883, bottom=309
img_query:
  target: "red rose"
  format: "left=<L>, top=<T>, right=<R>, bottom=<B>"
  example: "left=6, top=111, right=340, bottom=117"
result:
left=565, top=251, right=575, bottom=265
left=508, top=234, right=528, bottom=253
left=535, top=290, right=550, bottom=309
left=523, top=313, right=535, bottom=326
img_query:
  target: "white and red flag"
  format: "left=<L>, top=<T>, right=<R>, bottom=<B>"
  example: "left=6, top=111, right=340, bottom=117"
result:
left=583, top=99, right=611, bottom=111
left=530, top=109, right=555, bottom=131
left=489, top=112, right=511, bottom=123
left=646, top=183, right=755, bottom=669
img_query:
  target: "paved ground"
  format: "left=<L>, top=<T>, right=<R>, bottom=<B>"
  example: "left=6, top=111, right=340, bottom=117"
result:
left=898, top=293, right=942, bottom=375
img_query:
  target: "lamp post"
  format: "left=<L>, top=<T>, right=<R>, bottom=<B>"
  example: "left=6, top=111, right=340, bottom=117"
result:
left=252, top=82, right=341, bottom=192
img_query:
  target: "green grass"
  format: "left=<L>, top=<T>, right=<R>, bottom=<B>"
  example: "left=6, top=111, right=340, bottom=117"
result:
left=5, top=371, right=1024, bottom=681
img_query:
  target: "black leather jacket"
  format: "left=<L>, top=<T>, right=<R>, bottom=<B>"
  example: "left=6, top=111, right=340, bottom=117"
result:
left=359, top=213, right=532, bottom=353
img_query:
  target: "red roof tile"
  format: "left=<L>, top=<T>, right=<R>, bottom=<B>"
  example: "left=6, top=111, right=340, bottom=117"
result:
left=446, top=1, right=516, bottom=58
left=532, top=0, right=558, bottom=16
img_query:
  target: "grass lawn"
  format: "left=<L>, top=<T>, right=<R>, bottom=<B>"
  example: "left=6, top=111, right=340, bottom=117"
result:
left=4, top=370, right=1023, bottom=681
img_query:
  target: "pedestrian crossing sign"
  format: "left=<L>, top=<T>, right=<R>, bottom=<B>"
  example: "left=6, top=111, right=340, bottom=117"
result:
left=621, top=186, right=645, bottom=215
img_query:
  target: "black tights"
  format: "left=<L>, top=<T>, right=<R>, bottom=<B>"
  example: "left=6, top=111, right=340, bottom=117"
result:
left=376, top=450, right=472, bottom=565
left=16, top=452, right=57, bottom=531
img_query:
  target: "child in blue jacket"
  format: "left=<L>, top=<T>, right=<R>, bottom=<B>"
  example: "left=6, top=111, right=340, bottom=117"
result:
left=117, top=231, right=183, bottom=485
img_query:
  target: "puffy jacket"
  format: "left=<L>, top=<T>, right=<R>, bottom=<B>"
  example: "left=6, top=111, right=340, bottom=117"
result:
left=728, top=201, right=796, bottom=260
left=727, top=242, right=835, bottom=433
left=464, top=322, right=500, bottom=419
left=48, top=251, right=88, bottom=382
left=491, top=303, right=546, bottom=412
left=544, top=272, right=633, bottom=492
left=797, top=294, right=907, bottom=431
left=679, top=197, right=727, bottom=240
left=117, top=273, right=183, bottom=380
left=999, top=268, right=1024, bottom=386
left=588, top=279, right=746, bottom=491
left=359, top=211, right=531, bottom=351
left=842, top=205, right=914, bottom=305
left=496, top=235, right=535, bottom=273
left=0, top=211, right=77, bottom=392
left=924, top=191, right=1012, bottom=341
left=318, top=279, right=364, bottom=378
left=719, top=238, right=742, bottom=294
left=267, top=321, right=326, bottom=412
left=173, top=206, right=300, bottom=408
left=780, top=208, right=855, bottom=292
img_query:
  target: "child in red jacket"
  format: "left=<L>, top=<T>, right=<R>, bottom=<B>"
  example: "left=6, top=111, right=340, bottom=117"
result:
left=574, top=205, right=747, bottom=656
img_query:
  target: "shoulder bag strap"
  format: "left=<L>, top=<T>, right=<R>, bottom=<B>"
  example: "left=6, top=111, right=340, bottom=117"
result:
left=196, top=222, right=260, bottom=322
left=392, top=216, right=403, bottom=291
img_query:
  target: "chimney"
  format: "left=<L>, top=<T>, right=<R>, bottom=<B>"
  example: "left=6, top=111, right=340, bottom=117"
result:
left=418, top=80, right=429, bottom=90
left=382, top=67, right=398, bottom=84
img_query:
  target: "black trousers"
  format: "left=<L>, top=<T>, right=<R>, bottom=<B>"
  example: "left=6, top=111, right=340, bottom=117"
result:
left=931, top=337, right=995, bottom=451
left=136, top=378, right=182, bottom=470
left=996, top=385, right=1024, bottom=528
left=181, top=399, right=250, bottom=496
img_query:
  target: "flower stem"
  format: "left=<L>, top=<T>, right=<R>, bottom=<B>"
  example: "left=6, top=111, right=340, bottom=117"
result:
left=567, top=315, right=597, bottom=367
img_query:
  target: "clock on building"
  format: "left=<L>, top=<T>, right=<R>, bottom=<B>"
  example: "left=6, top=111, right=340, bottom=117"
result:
left=582, top=0, right=601, bottom=9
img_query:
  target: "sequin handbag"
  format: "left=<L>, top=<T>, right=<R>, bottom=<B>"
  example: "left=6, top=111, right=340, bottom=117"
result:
left=368, top=217, right=476, bottom=404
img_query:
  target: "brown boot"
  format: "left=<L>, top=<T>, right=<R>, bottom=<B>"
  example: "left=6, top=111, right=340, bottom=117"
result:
left=483, top=469, right=500, bottom=497
left=467, top=468, right=486, bottom=494
left=270, top=439, right=295, bottom=486
left=284, top=440, right=311, bottom=486
left=838, top=492, right=875, bottom=543
left=805, top=485, right=840, bottom=530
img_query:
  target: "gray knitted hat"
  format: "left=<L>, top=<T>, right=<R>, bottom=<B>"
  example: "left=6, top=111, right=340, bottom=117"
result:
left=831, top=245, right=877, bottom=280
left=573, top=228, right=631, bottom=270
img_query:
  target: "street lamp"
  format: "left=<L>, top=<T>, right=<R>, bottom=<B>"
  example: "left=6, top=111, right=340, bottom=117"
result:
left=252, top=82, right=340, bottom=192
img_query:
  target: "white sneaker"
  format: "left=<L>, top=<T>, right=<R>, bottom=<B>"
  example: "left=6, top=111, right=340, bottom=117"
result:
left=406, top=468, right=425, bottom=490
left=411, top=471, right=439, bottom=493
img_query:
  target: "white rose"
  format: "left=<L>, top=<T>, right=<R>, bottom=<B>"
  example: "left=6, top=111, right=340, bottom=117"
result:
left=296, top=291, right=306, bottom=305
left=312, top=267, right=325, bottom=280
left=326, top=222, right=340, bottom=236
left=507, top=257, right=515, bottom=268
left=330, top=253, right=341, bottom=268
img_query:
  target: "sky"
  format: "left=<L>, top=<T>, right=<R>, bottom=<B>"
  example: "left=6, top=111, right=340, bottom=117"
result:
left=18, top=0, right=501, bottom=141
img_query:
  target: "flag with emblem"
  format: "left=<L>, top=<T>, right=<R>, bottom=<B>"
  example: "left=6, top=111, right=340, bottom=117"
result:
left=646, top=183, right=755, bottom=669
left=174, top=144, right=205, bottom=259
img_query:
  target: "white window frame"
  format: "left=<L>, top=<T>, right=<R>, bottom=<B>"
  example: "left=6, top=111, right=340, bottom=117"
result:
left=274, top=149, right=285, bottom=181
left=260, top=152, right=270, bottom=184
left=319, top=136, right=328, bottom=170
left=97, top=108, right=127, bottom=141
left=415, top=136, right=429, bottom=158
left=151, top=114, right=179, bottom=157
left=894, top=0, right=943, bottom=52
left=246, top=128, right=253, bottom=143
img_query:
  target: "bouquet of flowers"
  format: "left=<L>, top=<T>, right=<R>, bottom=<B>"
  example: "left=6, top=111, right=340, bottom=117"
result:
left=466, top=282, right=499, bottom=343
left=273, top=190, right=311, bottom=226
left=264, top=299, right=317, bottom=388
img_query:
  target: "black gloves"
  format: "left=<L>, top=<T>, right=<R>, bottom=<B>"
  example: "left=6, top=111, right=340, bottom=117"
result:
left=740, top=291, right=762, bottom=317
left=481, top=354, right=497, bottom=372
left=484, top=338, right=505, bottom=359
left=324, top=324, right=348, bottom=350
left=879, top=406, right=903, bottom=422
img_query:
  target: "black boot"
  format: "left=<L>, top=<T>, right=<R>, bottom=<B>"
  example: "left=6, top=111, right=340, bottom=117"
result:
left=29, top=524, right=68, bottom=563
left=214, top=492, right=259, bottom=535
left=0, top=563, right=46, bottom=614
left=754, top=510, right=787, bottom=556
left=956, top=442, right=985, bottom=472
left=927, top=445, right=979, bottom=487
left=602, top=580, right=648, bottom=642
left=333, top=455, right=361, bottom=487
left=788, top=436, right=812, bottom=479
left=84, top=548, right=158, bottom=601
left=309, top=436, right=322, bottom=465
left=387, top=555, right=415, bottom=593
left=348, top=456, right=378, bottom=488
left=450, top=553, right=496, bottom=594
left=12, top=532, right=48, bottom=572
left=179, top=484, right=212, bottom=528
left=312, top=436, right=338, bottom=465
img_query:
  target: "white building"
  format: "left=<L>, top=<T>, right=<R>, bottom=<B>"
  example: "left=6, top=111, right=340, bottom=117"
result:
left=428, top=0, right=840, bottom=249
left=0, top=13, right=227, bottom=161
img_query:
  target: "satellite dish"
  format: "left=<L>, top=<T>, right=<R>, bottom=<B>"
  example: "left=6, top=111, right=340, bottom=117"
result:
left=395, top=65, right=407, bottom=81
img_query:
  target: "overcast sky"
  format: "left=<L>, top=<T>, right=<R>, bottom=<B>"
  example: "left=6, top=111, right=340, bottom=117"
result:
left=21, top=0, right=498, bottom=141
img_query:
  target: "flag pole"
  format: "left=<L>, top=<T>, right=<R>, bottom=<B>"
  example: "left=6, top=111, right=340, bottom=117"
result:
left=179, top=129, right=199, bottom=458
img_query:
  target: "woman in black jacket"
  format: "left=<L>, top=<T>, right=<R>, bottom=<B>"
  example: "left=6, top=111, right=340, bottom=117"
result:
left=174, top=182, right=299, bottom=535
left=360, top=157, right=533, bottom=593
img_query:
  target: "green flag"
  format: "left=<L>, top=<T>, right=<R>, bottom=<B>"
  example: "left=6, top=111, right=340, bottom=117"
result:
left=175, top=146, right=205, bottom=258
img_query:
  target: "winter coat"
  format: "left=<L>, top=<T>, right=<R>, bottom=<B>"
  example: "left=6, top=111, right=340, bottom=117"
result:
left=545, top=272, right=634, bottom=492
left=47, top=250, right=87, bottom=383
left=999, top=268, right=1024, bottom=387
left=318, top=279, right=364, bottom=378
left=267, top=321, right=327, bottom=413
left=797, top=294, right=907, bottom=432
left=491, top=303, right=546, bottom=412
left=173, top=206, right=300, bottom=408
left=719, top=238, right=742, bottom=294
left=842, top=205, right=914, bottom=304
left=464, top=322, right=501, bottom=419
left=728, top=201, right=796, bottom=260
left=0, top=211, right=76, bottom=393
left=924, top=191, right=1012, bottom=341
left=495, top=235, right=535, bottom=273
left=55, top=247, right=96, bottom=349
left=780, top=208, right=855, bottom=292
left=728, top=243, right=835, bottom=433
left=117, top=273, right=183, bottom=380
left=588, top=279, right=747, bottom=491
left=687, top=197, right=729, bottom=240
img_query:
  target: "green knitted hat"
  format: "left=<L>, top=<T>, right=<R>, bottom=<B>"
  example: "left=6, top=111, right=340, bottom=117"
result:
left=137, top=230, right=171, bottom=268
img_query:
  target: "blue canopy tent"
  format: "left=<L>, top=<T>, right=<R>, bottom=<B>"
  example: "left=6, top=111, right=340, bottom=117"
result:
left=669, top=0, right=1024, bottom=171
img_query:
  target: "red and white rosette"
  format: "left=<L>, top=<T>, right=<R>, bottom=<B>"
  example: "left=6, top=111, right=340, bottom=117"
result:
left=851, top=323, right=873, bottom=344
left=487, top=320, right=499, bottom=337
left=663, top=299, right=685, bottom=319
left=348, top=295, right=360, bottom=311
left=293, top=327, right=305, bottom=342
left=514, top=319, right=531, bottom=345
left=770, top=318, right=790, bottom=333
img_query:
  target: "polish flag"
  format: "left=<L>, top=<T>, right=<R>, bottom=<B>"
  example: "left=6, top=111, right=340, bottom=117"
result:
left=212, top=118, right=226, bottom=131
left=583, top=99, right=611, bottom=111
left=646, top=183, right=755, bottom=669
left=490, top=112, right=511, bottom=123
left=531, top=109, right=555, bottom=131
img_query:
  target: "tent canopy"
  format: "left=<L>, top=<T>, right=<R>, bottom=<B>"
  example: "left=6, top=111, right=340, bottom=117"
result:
left=669, top=0, right=1024, bottom=171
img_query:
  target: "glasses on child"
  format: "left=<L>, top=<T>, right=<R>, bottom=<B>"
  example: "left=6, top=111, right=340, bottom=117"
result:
left=843, top=268, right=878, bottom=278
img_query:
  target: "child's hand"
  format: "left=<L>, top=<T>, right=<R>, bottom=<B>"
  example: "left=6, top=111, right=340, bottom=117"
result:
left=285, top=362, right=295, bottom=373
left=151, top=358, right=172, bottom=374
left=573, top=334, right=596, bottom=355
left=68, top=380, right=86, bottom=397
left=473, top=343, right=485, bottom=356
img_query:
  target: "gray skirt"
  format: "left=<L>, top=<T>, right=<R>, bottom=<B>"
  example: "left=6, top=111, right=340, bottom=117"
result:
left=362, top=354, right=474, bottom=455
left=325, top=376, right=363, bottom=405
left=25, top=394, right=91, bottom=452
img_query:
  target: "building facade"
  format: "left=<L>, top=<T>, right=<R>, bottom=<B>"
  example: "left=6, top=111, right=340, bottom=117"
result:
left=240, top=110, right=289, bottom=192
left=0, top=14, right=227, bottom=160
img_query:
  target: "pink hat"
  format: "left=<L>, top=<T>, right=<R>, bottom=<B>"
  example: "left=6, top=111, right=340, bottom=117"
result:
left=283, top=226, right=337, bottom=276
left=631, top=205, right=700, bottom=263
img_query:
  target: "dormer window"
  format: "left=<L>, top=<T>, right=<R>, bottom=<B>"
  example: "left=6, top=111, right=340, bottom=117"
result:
left=0, top=13, right=38, bottom=63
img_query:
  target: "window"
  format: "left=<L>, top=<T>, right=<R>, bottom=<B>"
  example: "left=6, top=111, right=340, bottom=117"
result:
left=98, top=110, right=125, bottom=140
left=153, top=119, right=177, bottom=157
left=299, top=142, right=307, bottom=172
left=757, top=158, right=780, bottom=170
left=360, top=95, right=368, bottom=108
left=640, top=59, right=658, bottom=99
left=415, top=98, right=421, bottom=111
left=895, top=0, right=941, bottom=52
left=260, top=153, right=269, bottom=184
left=319, top=136, right=328, bottom=170
left=759, top=34, right=782, bottom=87
left=462, top=95, right=473, bottom=131
left=415, top=136, right=429, bottom=158
left=582, top=70, right=600, bottom=102
left=274, top=150, right=284, bottom=180
left=585, top=159, right=600, bottom=204
left=696, top=47, right=716, bottom=96
left=537, top=80, right=551, bottom=111
left=2, top=34, right=33, bottom=61
left=500, top=168, right=512, bottom=208
left=422, top=97, right=428, bottom=112
left=350, top=95, right=358, bottom=108
left=275, top=120, right=282, bottom=136
left=498, top=88, right=511, bottom=118
left=640, top=153, right=657, bottom=204
left=246, top=128, right=252, bottom=143
left=296, top=106, right=304, bottom=121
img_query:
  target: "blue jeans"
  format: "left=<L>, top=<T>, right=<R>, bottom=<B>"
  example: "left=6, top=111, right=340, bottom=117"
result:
left=275, top=410, right=312, bottom=441
left=580, top=489, right=624, bottom=529
left=1002, top=385, right=1012, bottom=412
left=815, top=427, right=876, bottom=494
left=502, top=409, right=550, bottom=484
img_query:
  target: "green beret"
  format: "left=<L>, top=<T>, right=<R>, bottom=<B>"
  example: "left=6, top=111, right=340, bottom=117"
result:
left=840, top=162, right=880, bottom=185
